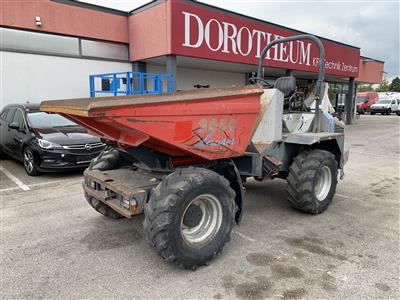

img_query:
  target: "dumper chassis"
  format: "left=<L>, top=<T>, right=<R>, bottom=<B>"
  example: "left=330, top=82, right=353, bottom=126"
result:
left=41, top=35, right=348, bottom=269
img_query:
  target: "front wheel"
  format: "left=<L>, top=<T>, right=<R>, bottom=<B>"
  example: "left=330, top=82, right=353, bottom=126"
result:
left=23, top=147, right=39, bottom=176
left=143, top=167, right=236, bottom=269
left=386, top=109, right=391, bottom=115
left=287, top=150, right=338, bottom=214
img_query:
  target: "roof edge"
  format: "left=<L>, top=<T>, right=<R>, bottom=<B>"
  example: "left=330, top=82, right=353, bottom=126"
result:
left=51, top=0, right=128, bottom=16
left=128, top=0, right=162, bottom=15
left=360, top=56, right=385, bottom=64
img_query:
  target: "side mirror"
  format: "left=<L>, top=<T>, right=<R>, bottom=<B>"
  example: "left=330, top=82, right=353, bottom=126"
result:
left=8, top=122, right=20, bottom=130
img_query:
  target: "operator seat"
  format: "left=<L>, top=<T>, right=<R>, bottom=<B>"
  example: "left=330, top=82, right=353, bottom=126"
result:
left=274, top=76, right=297, bottom=110
left=274, top=76, right=296, bottom=98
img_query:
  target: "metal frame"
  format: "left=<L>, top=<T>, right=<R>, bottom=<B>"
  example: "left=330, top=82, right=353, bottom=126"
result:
left=89, top=71, right=174, bottom=97
left=256, top=34, right=326, bottom=132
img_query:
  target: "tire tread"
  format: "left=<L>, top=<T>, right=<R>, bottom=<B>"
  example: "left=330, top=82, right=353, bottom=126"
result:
left=143, top=167, right=236, bottom=269
left=287, top=149, right=337, bottom=214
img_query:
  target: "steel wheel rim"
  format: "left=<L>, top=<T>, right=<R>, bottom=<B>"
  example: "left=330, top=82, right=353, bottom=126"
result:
left=181, top=194, right=223, bottom=246
left=314, top=165, right=332, bottom=201
left=24, top=150, right=34, bottom=173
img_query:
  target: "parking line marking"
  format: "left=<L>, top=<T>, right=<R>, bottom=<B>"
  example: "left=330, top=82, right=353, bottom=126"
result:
left=232, top=230, right=255, bottom=243
left=0, top=178, right=81, bottom=193
left=0, top=186, right=23, bottom=192
left=0, top=166, right=30, bottom=191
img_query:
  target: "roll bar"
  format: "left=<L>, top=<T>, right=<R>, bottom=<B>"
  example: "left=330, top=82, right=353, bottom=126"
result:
left=256, top=34, right=326, bottom=132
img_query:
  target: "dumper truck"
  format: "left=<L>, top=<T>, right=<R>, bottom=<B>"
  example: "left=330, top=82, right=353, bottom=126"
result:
left=41, top=35, right=348, bottom=269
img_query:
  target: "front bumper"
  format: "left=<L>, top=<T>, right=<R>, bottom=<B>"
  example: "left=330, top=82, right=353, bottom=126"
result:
left=83, top=167, right=161, bottom=218
left=37, top=148, right=104, bottom=171
left=370, top=107, right=389, bottom=113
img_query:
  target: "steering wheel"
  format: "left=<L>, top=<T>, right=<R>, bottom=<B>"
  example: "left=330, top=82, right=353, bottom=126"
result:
left=288, top=92, right=309, bottom=112
left=249, top=77, right=274, bottom=88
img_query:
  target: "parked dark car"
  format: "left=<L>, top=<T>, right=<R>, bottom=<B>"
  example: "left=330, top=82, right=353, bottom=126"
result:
left=0, top=103, right=105, bottom=175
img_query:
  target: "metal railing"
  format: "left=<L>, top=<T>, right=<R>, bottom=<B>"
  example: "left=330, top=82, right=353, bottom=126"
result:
left=89, top=72, right=174, bottom=97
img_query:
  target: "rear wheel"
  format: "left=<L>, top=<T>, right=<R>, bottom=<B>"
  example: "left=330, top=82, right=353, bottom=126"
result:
left=370, top=112, right=375, bottom=115
left=23, top=147, right=39, bottom=176
left=143, top=167, right=236, bottom=269
left=287, top=150, right=338, bottom=214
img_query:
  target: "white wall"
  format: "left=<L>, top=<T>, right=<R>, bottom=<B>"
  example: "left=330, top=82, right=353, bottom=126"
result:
left=147, top=64, right=246, bottom=91
left=0, top=51, right=132, bottom=108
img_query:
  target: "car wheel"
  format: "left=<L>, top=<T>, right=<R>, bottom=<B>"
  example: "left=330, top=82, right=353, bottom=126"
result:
left=386, top=109, right=391, bottom=115
left=370, top=112, right=375, bottom=115
left=0, top=146, right=8, bottom=159
left=23, top=147, right=39, bottom=176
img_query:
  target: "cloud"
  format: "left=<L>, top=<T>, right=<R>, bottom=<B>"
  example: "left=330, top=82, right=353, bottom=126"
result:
left=80, top=0, right=399, bottom=77
left=198, top=0, right=399, bottom=77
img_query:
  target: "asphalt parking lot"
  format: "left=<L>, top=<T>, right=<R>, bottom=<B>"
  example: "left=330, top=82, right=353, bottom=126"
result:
left=1, top=115, right=399, bottom=299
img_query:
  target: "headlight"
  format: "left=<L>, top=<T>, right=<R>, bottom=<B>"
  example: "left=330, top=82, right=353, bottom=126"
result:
left=38, top=139, right=62, bottom=149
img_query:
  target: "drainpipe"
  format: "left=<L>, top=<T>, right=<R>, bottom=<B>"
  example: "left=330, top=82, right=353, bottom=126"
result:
left=346, top=77, right=355, bottom=125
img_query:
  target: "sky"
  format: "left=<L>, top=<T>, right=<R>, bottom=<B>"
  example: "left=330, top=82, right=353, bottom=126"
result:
left=80, top=0, right=400, bottom=80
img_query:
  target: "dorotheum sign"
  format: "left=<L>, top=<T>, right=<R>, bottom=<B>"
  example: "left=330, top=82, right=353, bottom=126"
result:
left=171, top=1, right=360, bottom=77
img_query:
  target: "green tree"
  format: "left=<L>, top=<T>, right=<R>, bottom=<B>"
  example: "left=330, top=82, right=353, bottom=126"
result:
left=375, top=77, right=390, bottom=92
left=357, top=85, right=374, bottom=92
left=389, top=77, right=400, bottom=92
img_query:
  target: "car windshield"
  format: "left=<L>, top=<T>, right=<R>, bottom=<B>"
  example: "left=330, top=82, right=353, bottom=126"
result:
left=376, top=100, right=391, bottom=104
left=27, top=112, right=77, bottom=128
left=356, top=96, right=368, bottom=103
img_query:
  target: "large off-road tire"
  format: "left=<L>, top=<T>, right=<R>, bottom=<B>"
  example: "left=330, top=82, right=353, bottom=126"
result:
left=84, top=192, right=123, bottom=219
left=287, top=149, right=338, bottom=214
left=143, top=167, right=236, bottom=269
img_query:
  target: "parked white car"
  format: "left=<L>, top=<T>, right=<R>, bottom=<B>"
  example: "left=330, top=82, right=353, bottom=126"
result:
left=370, top=98, right=400, bottom=115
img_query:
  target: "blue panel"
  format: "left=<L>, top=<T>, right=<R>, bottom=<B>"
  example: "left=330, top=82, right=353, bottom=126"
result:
left=89, top=72, right=174, bottom=98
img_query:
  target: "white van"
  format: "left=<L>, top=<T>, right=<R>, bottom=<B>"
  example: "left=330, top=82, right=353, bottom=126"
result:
left=371, top=93, right=400, bottom=115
